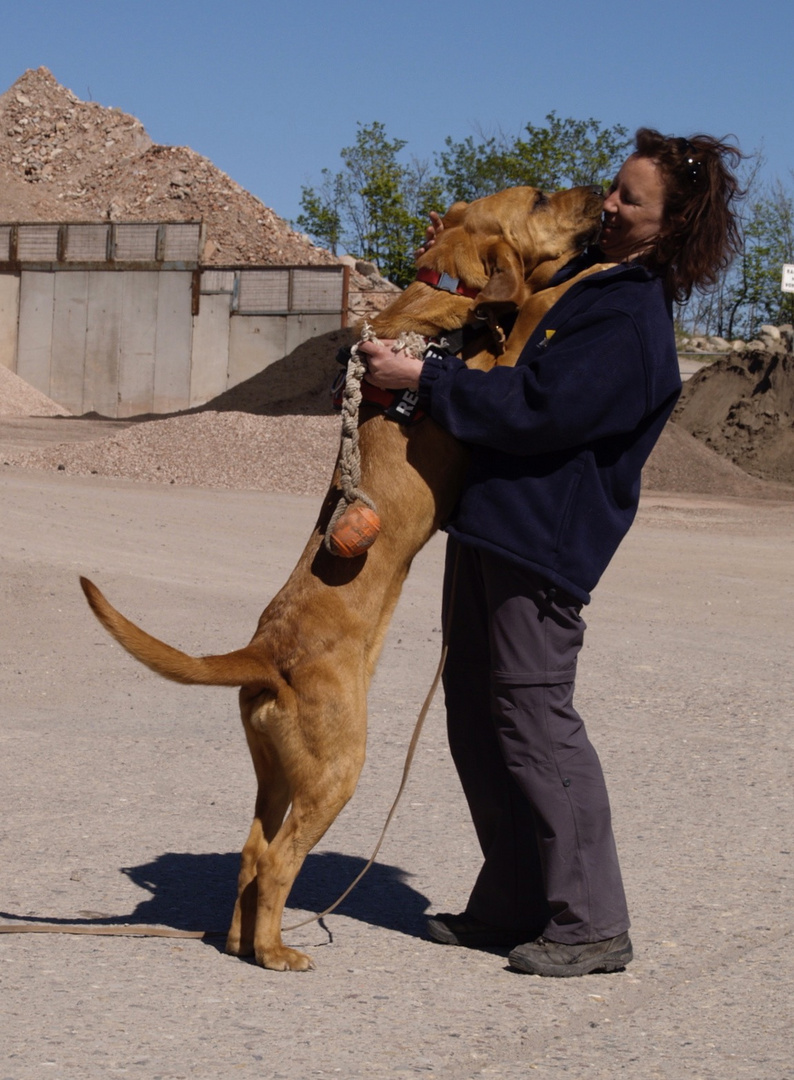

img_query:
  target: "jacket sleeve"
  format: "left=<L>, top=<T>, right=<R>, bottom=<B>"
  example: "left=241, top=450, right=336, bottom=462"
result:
left=418, top=306, right=653, bottom=456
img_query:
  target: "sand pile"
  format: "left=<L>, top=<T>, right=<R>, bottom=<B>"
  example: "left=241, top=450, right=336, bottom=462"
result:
left=641, top=422, right=788, bottom=499
left=674, top=348, right=794, bottom=486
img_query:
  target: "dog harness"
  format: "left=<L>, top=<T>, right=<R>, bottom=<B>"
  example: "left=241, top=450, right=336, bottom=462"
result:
left=332, top=357, right=425, bottom=424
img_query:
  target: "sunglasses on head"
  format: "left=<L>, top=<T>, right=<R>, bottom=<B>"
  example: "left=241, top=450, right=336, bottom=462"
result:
left=674, top=138, right=702, bottom=184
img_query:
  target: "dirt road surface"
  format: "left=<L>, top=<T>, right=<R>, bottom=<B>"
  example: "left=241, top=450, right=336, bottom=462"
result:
left=1, top=463, right=792, bottom=1079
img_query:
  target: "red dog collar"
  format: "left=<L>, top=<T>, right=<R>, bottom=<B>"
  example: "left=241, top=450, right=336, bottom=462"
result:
left=416, top=267, right=480, bottom=299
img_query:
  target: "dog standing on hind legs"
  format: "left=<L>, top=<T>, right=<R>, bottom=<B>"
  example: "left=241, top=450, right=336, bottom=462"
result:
left=80, top=183, right=607, bottom=970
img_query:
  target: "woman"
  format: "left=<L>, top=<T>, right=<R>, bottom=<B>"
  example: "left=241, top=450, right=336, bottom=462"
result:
left=359, top=129, right=743, bottom=977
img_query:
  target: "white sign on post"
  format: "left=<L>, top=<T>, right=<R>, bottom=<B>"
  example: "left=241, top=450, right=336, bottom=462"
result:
left=782, top=264, right=794, bottom=293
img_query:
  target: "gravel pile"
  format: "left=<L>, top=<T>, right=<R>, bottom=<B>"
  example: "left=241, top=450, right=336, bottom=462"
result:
left=4, top=395, right=793, bottom=503
left=0, top=362, right=71, bottom=417
left=4, top=411, right=341, bottom=496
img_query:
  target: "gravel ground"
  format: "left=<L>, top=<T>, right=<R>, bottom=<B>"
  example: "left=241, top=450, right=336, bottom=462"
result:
left=1, top=347, right=793, bottom=1078
left=1, top=468, right=792, bottom=1080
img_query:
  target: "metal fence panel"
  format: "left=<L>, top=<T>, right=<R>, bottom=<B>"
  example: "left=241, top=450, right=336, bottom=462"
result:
left=162, top=223, right=201, bottom=263
left=64, top=224, right=109, bottom=262
left=200, top=269, right=235, bottom=294
left=17, top=225, right=59, bottom=262
left=291, top=268, right=345, bottom=312
left=114, top=224, right=159, bottom=261
left=237, top=269, right=290, bottom=313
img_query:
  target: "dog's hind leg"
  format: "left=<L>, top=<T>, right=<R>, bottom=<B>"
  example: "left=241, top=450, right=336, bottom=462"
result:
left=226, top=704, right=291, bottom=958
left=251, top=775, right=363, bottom=971
left=250, top=692, right=369, bottom=971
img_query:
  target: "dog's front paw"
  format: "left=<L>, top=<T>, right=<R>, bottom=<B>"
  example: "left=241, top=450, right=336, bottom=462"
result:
left=255, top=943, right=315, bottom=971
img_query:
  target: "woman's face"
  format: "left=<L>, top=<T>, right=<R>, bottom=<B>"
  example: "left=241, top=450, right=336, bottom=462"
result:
left=600, top=154, right=667, bottom=262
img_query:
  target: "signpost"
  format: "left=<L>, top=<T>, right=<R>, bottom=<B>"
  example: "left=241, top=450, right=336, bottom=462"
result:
left=782, top=264, right=794, bottom=293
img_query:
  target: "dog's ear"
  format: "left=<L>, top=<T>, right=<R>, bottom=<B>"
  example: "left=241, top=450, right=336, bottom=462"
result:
left=442, top=201, right=468, bottom=228
left=472, top=240, right=525, bottom=315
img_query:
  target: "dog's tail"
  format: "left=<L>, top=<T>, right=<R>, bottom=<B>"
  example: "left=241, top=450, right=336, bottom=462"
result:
left=80, top=577, right=276, bottom=688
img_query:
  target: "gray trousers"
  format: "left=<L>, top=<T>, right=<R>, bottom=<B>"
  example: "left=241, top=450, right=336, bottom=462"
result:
left=441, top=539, right=630, bottom=944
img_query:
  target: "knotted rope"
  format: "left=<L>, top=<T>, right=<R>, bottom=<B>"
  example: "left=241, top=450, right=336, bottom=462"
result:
left=323, top=323, right=427, bottom=553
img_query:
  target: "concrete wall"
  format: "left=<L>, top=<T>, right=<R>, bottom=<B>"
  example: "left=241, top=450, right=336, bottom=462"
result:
left=0, top=273, right=19, bottom=372
left=1, top=257, right=347, bottom=417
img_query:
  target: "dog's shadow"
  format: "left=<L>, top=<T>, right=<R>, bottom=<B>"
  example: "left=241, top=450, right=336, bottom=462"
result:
left=124, top=850, right=430, bottom=946
left=0, top=851, right=430, bottom=949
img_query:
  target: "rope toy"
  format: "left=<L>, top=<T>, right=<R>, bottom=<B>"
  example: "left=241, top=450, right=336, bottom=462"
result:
left=325, top=324, right=426, bottom=558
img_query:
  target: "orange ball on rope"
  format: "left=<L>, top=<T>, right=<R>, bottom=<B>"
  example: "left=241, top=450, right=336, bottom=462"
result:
left=327, top=503, right=382, bottom=558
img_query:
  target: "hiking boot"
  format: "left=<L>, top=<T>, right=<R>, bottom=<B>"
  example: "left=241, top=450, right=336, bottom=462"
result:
left=426, top=911, right=532, bottom=949
left=508, top=932, right=633, bottom=977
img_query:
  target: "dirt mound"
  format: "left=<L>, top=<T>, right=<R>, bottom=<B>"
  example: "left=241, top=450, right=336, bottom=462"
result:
left=673, top=349, right=794, bottom=485
left=0, top=67, right=337, bottom=267
left=643, top=421, right=792, bottom=500
left=0, top=67, right=399, bottom=321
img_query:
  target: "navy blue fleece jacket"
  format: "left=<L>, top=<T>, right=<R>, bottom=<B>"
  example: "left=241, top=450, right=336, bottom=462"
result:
left=417, top=260, right=682, bottom=604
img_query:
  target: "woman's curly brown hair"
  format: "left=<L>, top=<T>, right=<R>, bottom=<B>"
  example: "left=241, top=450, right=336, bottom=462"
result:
left=633, top=128, right=745, bottom=302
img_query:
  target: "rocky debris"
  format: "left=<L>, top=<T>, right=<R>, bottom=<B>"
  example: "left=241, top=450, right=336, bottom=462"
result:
left=0, top=67, right=397, bottom=317
left=678, top=324, right=794, bottom=356
left=339, top=254, right=401, bottom=324
left=0, top=68, right=151, bottom=192
left=674, top=341, right=794, bottom=485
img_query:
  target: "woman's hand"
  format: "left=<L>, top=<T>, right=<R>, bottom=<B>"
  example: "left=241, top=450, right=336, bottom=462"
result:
left=358, top=339, right=424, bottom=391
left=414, top=210, right=445, bottom=261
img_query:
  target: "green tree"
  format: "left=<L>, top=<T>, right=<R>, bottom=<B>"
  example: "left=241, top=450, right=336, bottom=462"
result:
left=724, top=181, right=794, bottom=339
left=295, top=169, right=345, bottom=255
left=437, top=113, right=632, bottom=202
left=296, top=115, right=632, bottom=287
left=296, top=121, right=443, bottom=287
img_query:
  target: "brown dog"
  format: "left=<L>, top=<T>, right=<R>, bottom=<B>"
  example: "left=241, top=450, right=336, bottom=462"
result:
left=80, top=184, right=606, bottom=970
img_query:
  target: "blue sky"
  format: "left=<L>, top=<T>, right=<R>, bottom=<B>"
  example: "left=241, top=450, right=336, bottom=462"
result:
left=2, top=0, right=791, bottom=225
